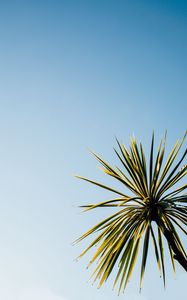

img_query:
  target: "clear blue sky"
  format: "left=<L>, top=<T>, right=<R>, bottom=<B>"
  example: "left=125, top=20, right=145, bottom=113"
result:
left=0, top=0, right=186, bottom=299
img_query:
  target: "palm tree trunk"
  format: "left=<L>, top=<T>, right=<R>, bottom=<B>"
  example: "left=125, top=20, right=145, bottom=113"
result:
left=155, top=218, right=187, bottom=272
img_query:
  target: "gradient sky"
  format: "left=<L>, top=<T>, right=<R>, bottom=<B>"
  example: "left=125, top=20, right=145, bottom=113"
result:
left=0, top=0, right=186, bottom=299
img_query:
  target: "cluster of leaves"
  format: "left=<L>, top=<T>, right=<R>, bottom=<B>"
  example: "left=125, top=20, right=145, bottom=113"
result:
left=75, top=132, right=187, bottom=294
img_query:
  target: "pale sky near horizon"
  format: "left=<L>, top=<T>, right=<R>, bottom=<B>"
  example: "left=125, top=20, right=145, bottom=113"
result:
left=0, top=0, right=186, bottom=299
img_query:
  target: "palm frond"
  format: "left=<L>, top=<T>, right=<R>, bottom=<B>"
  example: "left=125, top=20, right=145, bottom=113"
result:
left=76, top=132, right=187, bottom=293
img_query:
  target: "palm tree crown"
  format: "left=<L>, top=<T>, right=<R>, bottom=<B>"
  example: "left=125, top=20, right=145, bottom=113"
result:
left=75, top=132, right=187, bottom=294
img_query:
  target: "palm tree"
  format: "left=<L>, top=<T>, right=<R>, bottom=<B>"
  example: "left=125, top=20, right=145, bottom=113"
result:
left=75, top=132, right=187, bottom=294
